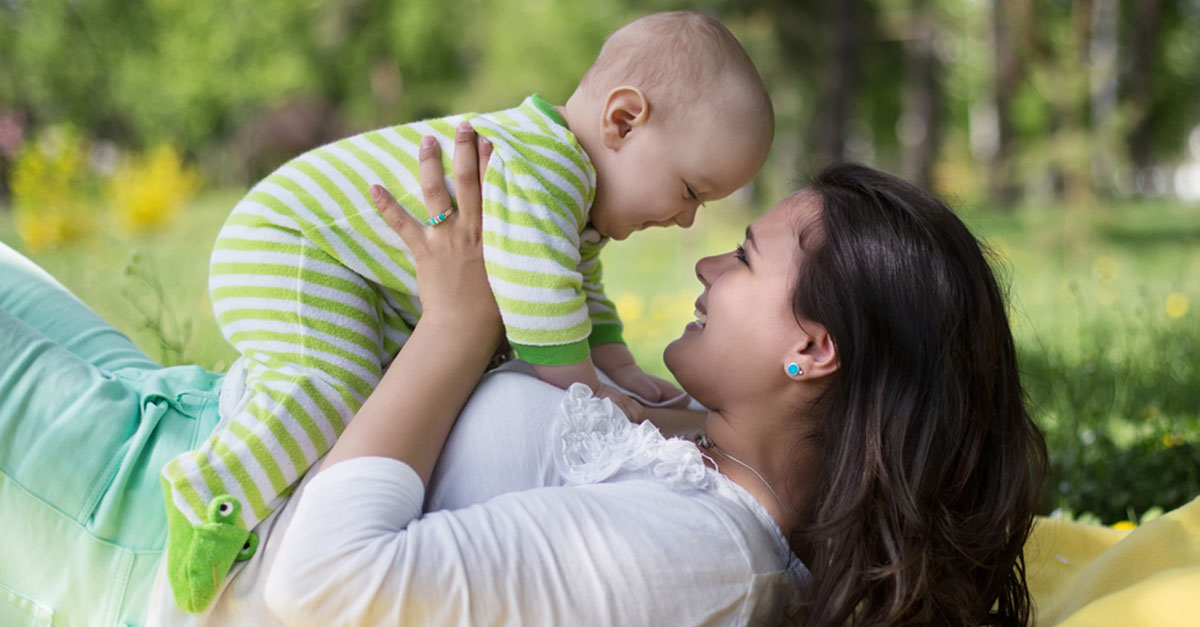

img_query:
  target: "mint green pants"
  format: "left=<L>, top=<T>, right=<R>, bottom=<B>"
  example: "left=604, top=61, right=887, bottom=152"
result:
left=0, top=241, right=223, bottom=627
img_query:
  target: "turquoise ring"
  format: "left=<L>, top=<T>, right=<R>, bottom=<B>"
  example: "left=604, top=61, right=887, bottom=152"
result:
left=424, top=207, right=456, bottom=226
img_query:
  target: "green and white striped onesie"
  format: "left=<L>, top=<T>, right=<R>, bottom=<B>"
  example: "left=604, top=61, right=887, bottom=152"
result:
left=161, top=95, right=623, bottom=611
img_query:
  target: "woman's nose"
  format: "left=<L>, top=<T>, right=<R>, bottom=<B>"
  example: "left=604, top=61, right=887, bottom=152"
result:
left=694, top=252, right=727, bottom=286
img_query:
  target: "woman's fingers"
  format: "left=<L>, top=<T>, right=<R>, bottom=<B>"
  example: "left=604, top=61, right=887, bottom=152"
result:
left=452, top=122, right=483, bottom=222
left=370, top=185, right=421, bottom=250
left=417, top=136, right=453, bottom=218
left=477, top=136, right=493, bottom=185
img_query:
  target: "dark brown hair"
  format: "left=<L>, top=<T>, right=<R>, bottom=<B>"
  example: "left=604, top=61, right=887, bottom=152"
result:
left=790, top=163, right=1048, bottom=625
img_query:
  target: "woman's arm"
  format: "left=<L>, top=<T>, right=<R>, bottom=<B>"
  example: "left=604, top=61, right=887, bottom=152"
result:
left=267, top=458, right=771, bottom=626
left=317, top=122, right=500, bottom=483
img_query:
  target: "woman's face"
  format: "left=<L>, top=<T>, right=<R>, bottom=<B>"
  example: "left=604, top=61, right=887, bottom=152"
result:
left=664, top=191, right=822, bottom=410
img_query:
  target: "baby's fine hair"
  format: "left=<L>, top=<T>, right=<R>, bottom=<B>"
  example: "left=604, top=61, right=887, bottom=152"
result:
left=579, top=11, right=772, bottom=130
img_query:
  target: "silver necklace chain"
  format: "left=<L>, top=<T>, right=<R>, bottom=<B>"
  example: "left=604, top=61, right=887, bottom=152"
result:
left=694, top=432, right=785, bottom=509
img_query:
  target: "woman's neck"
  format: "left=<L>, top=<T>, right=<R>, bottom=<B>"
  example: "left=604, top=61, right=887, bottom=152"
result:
left=647, top=404, right=818, bottom=545
left=697, top=408, right=817, bottom=540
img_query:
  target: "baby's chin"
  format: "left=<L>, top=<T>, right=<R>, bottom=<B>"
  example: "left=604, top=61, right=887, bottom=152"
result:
left=590, top=219, right=632, bottom=240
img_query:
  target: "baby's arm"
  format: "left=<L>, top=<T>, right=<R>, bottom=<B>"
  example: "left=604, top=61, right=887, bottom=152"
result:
left=531, top=359, right=646, bottom=423
left=591, top=343, right=685, bottom=404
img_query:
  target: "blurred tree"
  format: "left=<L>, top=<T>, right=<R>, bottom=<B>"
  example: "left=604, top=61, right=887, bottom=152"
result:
left=452, top=0, right=630, bottom=112
left=3, top=0, right=1199, bottom=206
left=1088, top=0, right=1119, bottom=189
left=894, top=0, right=947, bottom=191
left=988, top=0, right=1027, bottom=209
left=1125, top=0, right=1163, bottom=181
left=812, top=0, right=862, bottom=167
left=1123, top=0, right=1200, bottom=195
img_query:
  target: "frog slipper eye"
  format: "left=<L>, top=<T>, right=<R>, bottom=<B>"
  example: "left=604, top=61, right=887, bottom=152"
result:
left=208, top=495, right=241, bottom=524
left=236, top=532, right=260, bottom=562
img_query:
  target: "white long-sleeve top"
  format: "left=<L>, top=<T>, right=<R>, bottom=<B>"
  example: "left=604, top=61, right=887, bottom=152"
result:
left=147, top=369, right=808, bottom=626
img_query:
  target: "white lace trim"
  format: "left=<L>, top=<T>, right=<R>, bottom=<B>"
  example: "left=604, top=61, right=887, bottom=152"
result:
left=552, top=383, right=812, bottom=593
left=552, top=383, right=715, bottom=490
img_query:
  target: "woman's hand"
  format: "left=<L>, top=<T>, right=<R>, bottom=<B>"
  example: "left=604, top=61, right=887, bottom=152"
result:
left=319, top=122, right=503, bottom=480
left=370, top=122, right=499, bottom=331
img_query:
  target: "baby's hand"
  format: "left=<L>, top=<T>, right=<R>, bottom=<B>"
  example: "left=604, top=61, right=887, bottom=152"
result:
left=595, top=383, right=646, bottom=424
left=606, top=364, right=686, bottom=405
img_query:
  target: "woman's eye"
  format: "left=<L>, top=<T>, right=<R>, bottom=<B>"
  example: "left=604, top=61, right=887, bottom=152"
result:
left=734, top=244, right=749, bottom=265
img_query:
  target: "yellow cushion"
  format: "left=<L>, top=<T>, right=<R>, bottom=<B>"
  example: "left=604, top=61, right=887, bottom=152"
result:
left=1025, top=496, right=1200, bottom=625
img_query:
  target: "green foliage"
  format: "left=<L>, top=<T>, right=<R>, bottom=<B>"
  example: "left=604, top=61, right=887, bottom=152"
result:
left=111, top=0, right=318, bottom=146
left=452, top=0, right=630, bottom=111
left=971, top=200, right=1200, bottom=522
left=122, top=253, right=193, bottom=366
left=1020, top=303, right=1200, bottom=523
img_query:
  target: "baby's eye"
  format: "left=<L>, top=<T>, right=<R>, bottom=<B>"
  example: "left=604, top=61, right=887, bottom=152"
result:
left=685, top=183, right=697, bottom=200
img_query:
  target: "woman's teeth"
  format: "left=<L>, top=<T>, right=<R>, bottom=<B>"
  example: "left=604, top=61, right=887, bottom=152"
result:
left=693, top=310, right=707, bottom=328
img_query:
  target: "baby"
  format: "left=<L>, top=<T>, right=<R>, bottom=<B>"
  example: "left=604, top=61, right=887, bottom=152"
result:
left=161, top=11, right=774, bottom=612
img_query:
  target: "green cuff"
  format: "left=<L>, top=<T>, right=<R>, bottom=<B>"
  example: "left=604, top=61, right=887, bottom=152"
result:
left=530, top=93, right=568, bottom=128
left=588, top=323, right=625, bottom=347
left=511, top=339, right=590, bottom=365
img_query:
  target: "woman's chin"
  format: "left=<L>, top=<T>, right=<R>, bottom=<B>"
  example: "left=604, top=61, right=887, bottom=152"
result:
left=661, top=336, right=692, bottom=390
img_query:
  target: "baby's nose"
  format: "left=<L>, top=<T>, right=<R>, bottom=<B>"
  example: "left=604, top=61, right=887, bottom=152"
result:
left=675, top=207, right=698, bottom=228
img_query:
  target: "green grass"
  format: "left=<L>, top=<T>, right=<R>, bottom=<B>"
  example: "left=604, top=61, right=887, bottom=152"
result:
left=0, top=190, right=241, bottom=371
left=2, top=192, right=1198, bottom=523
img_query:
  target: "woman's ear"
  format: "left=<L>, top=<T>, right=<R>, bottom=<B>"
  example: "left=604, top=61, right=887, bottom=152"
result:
left=784, top=324, right=838, bottom=380
left=599, top=86, right=649, bottom=150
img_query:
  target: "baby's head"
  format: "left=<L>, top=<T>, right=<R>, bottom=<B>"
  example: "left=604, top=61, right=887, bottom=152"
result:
left=565, top=12, right=774, bottom=240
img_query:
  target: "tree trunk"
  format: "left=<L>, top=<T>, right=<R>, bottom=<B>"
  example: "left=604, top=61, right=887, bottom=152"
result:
left=988, top=0, right=1022, bottom=209
left=900, top=0, right=944, bottom=192
left=810, top=0, right=859, bottom=168
left=1127, top=0, right=1162, bottom=186
left=1088, top=0, right=1119, bottom=190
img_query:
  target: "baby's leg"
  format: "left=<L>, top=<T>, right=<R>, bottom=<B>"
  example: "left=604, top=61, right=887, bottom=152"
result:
left=160, top=206, right=413, bottom=611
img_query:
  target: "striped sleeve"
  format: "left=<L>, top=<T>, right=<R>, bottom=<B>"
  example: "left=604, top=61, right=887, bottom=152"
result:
left=578, top=229, right=624, bottom=346
left=476, top=144, right=591, bottom=366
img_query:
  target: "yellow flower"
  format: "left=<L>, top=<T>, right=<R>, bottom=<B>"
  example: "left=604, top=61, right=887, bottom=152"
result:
left=614, top=292, right=644, bottom=323
left=1165, top=293, right=1189, bottom=319
left=1110, top=520, right=1136, bottom=531
left=10, top=124, right=93, bottom=250
left=1091, top=256, right=1118, bottom=285
left=108, top=145, right=199, bottom=233
left=1163, top=433, right=1184, bottom=448
left=14, top=212, right=72, bottom=252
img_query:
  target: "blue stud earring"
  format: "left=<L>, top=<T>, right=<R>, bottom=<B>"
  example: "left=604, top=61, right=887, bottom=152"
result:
left=786, top=362, right=803, bottom=376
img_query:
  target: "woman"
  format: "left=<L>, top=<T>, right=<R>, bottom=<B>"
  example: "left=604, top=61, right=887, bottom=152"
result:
left=0, top=125, right=1045, bottom=626
left=261, top=131, right=1047, bottom=625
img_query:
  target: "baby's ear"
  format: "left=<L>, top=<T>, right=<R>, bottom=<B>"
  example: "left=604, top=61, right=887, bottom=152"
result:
left=600, top=86, right=649, bottom=149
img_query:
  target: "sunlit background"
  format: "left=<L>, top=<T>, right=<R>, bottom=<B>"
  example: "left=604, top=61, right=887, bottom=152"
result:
left=1, top=0, right=1198, bottom=525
